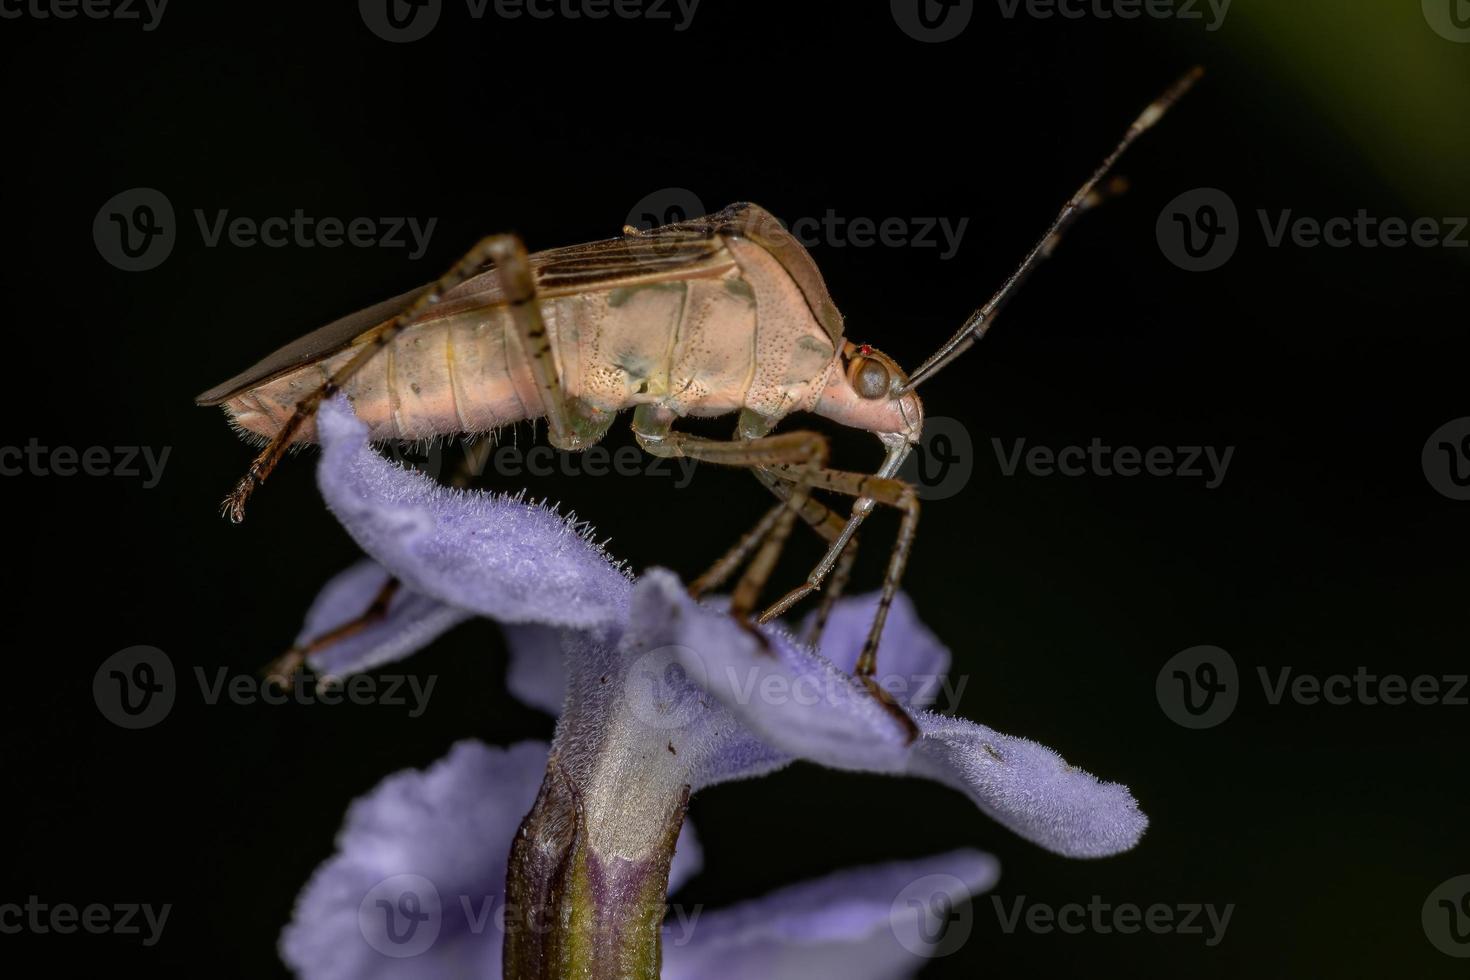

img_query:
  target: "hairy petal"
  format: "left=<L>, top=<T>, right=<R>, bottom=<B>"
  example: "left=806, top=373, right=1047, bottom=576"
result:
left=635, top=572, right=916, bottom=776
left=909, top=712, right=1148, bottom=858
left=500, top=623, right=570, bottom=717
left=279, top=740, right=547, bottom=980
left=315, top=395, right=631, bottom=632
left=804, top=592, right=951, bottom=710
left=661, top=850, right=999, bottom=980
left=279, top=739, right=702, bottom=979
left=297, top=560, right=470, bottom=676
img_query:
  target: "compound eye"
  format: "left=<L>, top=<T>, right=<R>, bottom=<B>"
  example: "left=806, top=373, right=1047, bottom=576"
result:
left=852, top=357, right=890, bottom=400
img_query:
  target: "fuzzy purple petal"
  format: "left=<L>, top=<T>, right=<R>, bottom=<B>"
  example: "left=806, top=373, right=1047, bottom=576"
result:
left=661, top=849, right=999, bottom=980
left=279, top=740, right=547, bottom=979
left=909, top=712, right=1148, bottom=858
left=297, top=560, right=470, bottom=676
left=279, top=738, right=704, bottom=979
left=500, top=623, right=570, bottom=716
left=315, top=395, right=631, bottom=631
left=634, top=571, right=915, bottom=776
left=805, top=592, right=951, bottom=710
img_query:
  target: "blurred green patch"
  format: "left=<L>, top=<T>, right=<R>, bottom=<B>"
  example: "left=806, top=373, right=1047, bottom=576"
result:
left=1231, top=0, right=1470, bottom=214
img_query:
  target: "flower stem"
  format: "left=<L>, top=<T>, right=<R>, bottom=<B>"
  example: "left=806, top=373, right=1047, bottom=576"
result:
left=503, top=755, right=690, bottom=979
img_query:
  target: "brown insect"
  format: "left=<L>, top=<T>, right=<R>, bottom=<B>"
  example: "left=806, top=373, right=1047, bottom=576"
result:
left=198, top=69, right=1202, bottom=736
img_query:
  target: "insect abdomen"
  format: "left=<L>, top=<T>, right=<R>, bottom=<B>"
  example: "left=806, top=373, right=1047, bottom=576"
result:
left=222, top=236, right=838, bottom=443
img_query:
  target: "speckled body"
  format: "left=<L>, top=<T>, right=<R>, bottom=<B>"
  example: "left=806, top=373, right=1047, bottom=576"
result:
left=223, top=238, right=841, bottom=444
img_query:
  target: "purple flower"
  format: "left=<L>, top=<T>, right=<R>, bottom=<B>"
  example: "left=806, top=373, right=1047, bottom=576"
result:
left=280, top=738, right=1000, bottom=979
left=280, top=397, right=1148, bottom=977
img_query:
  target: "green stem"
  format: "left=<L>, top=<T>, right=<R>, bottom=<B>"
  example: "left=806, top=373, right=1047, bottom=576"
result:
left=503, top=754, right=689, bottom=979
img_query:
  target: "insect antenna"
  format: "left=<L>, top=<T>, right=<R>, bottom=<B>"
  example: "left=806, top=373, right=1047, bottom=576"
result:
left=897, top=66, right=1204, bottom=394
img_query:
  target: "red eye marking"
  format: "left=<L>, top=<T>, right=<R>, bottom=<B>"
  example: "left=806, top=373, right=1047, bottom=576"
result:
left=858, top=344, right=873, bottom=355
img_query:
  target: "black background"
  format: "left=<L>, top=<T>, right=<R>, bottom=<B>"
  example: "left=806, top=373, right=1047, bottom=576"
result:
left=2, top=1, right=1467, bottom=977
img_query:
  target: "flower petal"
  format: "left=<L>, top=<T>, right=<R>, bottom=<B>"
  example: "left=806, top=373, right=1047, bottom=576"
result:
left=909, top=712, right=1148, bottom=858
left=661, top=849, right=999, bottom=980
left=633, top=571, right=916, bottom=776
left=280, top=739, right=547, bottom=979
left=315, top=395, right=631, bottom=631
left=280, top=737, right=704, bottom=979
left=499, top=623, right=570, bottom=716
left=805, top=592, right=951, bottom=710
left=298, top=560, right=470, bottom=677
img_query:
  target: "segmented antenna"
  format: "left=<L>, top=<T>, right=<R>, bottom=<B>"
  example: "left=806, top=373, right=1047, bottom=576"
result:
left=898, top=66, right=1204, bottom=394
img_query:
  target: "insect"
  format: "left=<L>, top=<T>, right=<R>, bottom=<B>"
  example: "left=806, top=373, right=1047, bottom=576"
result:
left=198, top=69, right=1202, bottom=737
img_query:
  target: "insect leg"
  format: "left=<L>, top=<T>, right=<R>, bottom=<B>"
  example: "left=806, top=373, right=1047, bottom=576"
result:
left=263, top=577, right=402, bottom=688
left=632, top=410, right=829, bottom=621
left=220, top=233, right=568, bottom=522
left=261, top=440, right=486, bottom=687
left=687, top=502, right=785, bottom=599
left=807, top=531, right=860, bottom=647
left=755, top=464, right=921, bottom=736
